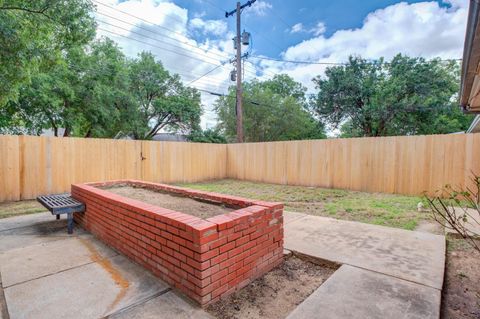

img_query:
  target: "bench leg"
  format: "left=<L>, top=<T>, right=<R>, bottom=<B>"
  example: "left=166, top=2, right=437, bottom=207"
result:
left=56, top=214, right=60, bottom=220
left=67, top=213, right=73, bottom=234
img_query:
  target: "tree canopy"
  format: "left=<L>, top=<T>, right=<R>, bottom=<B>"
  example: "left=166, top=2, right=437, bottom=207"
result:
left=0, top=1, right=202, bottom=139
left=215, top=74, right=326, bottom=142
left=128, top=52, right=202, bottom=140
left=311, top=55, right=472, bottom=137
left=0, top=0, right=96, bottom=106
left=188, top=128, right=227, bottom=143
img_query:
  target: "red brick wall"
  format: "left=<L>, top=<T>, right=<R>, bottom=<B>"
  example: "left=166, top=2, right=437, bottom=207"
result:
left=72, top=180, right=283, bottom=306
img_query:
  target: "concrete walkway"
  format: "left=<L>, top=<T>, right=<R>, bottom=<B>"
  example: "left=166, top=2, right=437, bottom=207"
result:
left=284, top=212, right=445, bottom=319
left=0, top=212, right=212, bottom=319
left=444, top=207, right=480, bottom=238
left=0, top=211, right=446, bottom=319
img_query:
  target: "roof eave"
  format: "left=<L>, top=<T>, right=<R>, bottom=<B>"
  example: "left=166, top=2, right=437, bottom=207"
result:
left=460, top=0, right=480, bottom=113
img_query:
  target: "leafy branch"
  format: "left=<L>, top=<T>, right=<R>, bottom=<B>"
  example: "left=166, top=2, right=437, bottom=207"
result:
left=425, top=174, right=480, bottom=252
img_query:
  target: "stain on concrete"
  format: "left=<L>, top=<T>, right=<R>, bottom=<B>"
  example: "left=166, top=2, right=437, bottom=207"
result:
left=79, top=238, right=129, bottom=313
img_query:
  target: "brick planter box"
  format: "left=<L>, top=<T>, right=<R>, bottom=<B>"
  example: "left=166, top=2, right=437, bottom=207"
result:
left=71, top=180, right=283, bottom=306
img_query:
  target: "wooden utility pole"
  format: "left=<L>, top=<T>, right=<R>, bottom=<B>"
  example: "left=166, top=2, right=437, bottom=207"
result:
left=235, top=2, right=243, bottom=143
left=226, top=0, right=255, bottom=143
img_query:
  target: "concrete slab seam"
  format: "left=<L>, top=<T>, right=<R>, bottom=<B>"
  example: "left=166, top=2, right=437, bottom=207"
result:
left=101, top=287, right=172, bottom=319
left=288, top=249, right=443, bottom=291
left=3, top=252, right=120, bottom=289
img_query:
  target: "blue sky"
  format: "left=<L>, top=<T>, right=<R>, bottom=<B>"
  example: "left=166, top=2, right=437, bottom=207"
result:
left=172, top=0, right=456, bottom=58
left=98, top=0, right=468, bottom=128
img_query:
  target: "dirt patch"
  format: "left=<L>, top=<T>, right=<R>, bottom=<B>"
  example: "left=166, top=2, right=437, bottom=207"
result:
left=206, top=255, right=337, bottom=319
left=101, top=185, right=235, bottom=219
left=441, top=238, right=480, bottom=319
left=415, top=220, right=444, bottom=235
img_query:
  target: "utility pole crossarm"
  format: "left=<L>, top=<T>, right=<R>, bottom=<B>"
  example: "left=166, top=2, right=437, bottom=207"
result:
left=225, top=0, right=256, bottom=17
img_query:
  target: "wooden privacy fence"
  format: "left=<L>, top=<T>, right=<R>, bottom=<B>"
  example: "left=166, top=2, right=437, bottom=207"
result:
left=227, top=133, right=480, bottom=196
left=1, top=133, right=479, bottom=202
left=0, top=135, right=226, bottom=202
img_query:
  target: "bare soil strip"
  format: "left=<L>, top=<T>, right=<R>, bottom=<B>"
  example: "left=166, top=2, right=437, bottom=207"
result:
left=101, top=185, right=234, bottom=219
left=206, top=255, right=337, bottom=319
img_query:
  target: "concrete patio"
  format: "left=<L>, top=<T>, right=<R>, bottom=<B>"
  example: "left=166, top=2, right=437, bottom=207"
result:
left=0, top=212, right=213, bottom=319
left=284, top=211, right=445, bottom=319
left=0, top=210, right=446, bottom=319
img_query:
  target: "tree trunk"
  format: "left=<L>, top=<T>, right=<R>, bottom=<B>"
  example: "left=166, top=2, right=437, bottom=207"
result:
left=84, top=128, right=92, bottom=138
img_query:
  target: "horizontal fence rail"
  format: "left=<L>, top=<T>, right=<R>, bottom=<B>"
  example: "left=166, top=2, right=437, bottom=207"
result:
left=0, top=133, right=479, bottom=202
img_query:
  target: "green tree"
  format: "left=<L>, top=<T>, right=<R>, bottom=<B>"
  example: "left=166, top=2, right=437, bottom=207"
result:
left=74, top=38, right=133, bottom=137
left=215, top=75, right=326, bottom=142
left=312, top=54, right=473, bottom=137
left=127, top=52, right=202, bottom=139
left=1, top=38, right=133, bottom=137
left=3, top=59, right=76, bottom=136
left=0, top=0, right=96, bottom=106
left=188, top=128, right=227, bottom=143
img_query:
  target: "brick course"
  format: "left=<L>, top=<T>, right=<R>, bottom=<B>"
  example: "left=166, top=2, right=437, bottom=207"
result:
left=71, top=180, right=283, bottom=306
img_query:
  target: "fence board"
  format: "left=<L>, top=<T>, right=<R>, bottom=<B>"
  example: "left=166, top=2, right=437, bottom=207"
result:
left=0, top=136, right=20, bottom=202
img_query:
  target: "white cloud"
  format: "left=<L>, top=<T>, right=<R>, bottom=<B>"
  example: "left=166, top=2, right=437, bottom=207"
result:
left=246, top=1, right=272, bottom=17
left=290, top=21, right=326, bottom=36
left=189, top=18, right=228, bottom=36
left=311, top=22, right=326, bottom=36
left=251, top=0, right=468, bottom=96
left=282, top=1, right=468, bottom=63
left=290, top=23, right=304, bottom=33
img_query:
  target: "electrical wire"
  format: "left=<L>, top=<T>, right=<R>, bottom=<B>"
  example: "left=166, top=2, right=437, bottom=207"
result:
left=97, top=20, right=225, bottom=65
left=250, top=55, right=463, bottom=65
left=97, top=27, right=223, bottom=67
left=96, top=22, right=259, bottom=78
left=187, top=64, right=225, bottom=85
left=95, top=10, right=232, bottom=61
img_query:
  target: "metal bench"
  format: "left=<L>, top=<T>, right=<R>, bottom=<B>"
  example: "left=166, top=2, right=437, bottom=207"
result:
left=37, top=194, right=85, bottom=234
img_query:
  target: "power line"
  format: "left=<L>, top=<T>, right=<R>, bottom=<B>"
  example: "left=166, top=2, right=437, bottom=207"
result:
left=97, top=27, right=223, bottom=67
left=250, top=55, right=463, bottom=65
left=93, top=0, right=188, bottom=40
left=96, top=20, right=259, bottom=79
left=187, top=64, right=225, bottom=85
left=250, top=55, right=347, bottom=65
left=201, top=0, right=285, bottom=52
left=98, top=26, right=248, bottom=85
left=245, top=59, right=277, bottom=78
left=95, top=10, right=232, bottom=61
left=96, top=20, right=225, bottom=65
left=94, top=0, right=261, bottom=81
left=193, top=87, right=268, bottom=107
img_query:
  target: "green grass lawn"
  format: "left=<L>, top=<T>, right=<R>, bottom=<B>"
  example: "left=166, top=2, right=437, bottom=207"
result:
left=179, top=179, right=431, bottom=230
left=0, top=200, right=47, bottom=219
